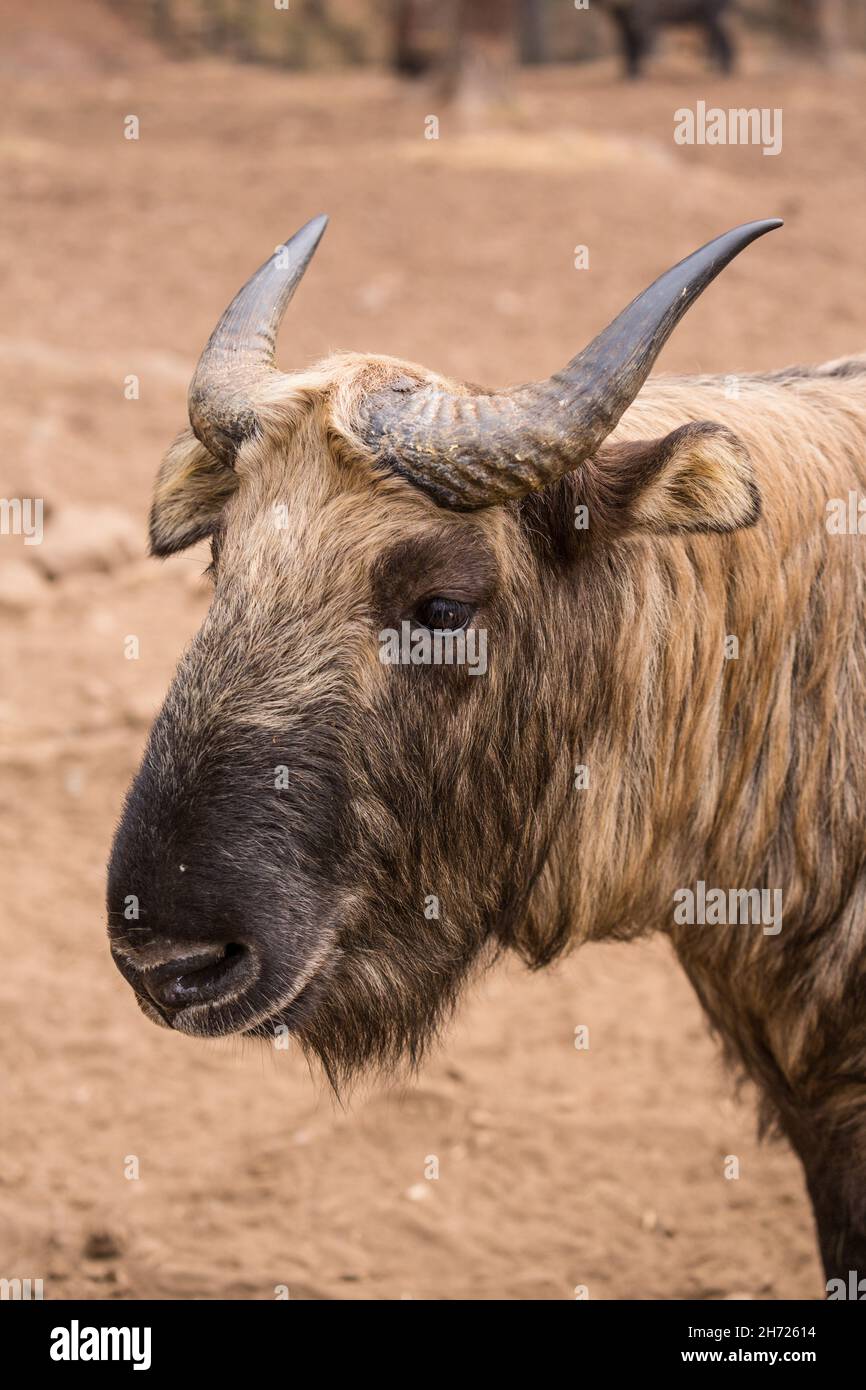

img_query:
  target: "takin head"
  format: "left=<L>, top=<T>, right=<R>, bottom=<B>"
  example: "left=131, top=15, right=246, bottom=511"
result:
left=107, top=214, right=779, bottom=1086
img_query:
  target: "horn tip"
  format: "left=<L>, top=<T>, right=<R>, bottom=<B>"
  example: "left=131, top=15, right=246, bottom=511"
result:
left=742, top=217, right=783, bottom=240
left=283, top=213, right=329, bottom=262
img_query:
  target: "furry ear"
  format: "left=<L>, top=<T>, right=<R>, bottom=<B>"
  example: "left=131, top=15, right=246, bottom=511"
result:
left=593, top=421, right=761, bottom=536
left=149, top=429, right=238, bottom=556
left=519, top=421, right=760, bottom=566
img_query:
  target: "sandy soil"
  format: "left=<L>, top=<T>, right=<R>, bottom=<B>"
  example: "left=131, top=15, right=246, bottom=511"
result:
left=2, top=12, right=864, bottom=1299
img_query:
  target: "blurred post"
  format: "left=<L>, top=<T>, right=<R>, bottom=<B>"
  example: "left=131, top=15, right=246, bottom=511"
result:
left=442, top=0, right=518, bottom=115
left=518, top=0, right=548, bottom=64
left=201, top=0, right=230, bottom=53
left=149, top=0, right=176, bottom=47
left=787, top=0, right=847, bottom=62
left=393, top=0, right=430, bottom=75
left=816, top=0, right=846, bottom=61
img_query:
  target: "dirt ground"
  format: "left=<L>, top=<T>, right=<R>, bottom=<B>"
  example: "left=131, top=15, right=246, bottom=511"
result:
left=2, top=8, right=865, bottom=1300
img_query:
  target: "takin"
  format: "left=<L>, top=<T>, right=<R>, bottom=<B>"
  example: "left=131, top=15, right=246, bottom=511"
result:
left=108, top=215, right=866, bottom=1291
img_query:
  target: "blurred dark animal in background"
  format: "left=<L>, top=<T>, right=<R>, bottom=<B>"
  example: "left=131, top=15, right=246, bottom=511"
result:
left=606, top=0, right=736, bottom=78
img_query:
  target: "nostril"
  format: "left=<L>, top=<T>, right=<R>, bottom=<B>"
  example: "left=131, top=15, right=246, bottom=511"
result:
left=141, top=942, right=251, bottom=1012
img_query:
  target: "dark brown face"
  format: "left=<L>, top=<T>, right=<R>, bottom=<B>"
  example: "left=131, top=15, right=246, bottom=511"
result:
left=106, top=419, right=566, bottom=1083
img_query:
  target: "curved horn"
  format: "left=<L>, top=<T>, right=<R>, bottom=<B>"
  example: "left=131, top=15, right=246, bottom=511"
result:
left=188, top=214, right=328, bottom=464
left=359, top=219, right=782, bottom=510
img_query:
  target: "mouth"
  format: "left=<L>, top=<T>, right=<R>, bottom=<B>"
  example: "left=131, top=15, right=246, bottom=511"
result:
left=140, top=942, right=250, bottom=1010
left=112, top=935, right=332, bottom=1040
left=111, top=939, right=256, bottom=1032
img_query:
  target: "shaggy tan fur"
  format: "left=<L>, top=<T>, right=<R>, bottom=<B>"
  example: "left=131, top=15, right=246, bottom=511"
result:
left=140, top=348, right=866, bottom=1278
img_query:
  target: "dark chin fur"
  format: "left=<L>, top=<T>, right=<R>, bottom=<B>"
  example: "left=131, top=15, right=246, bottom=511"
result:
left=248, top=940, right=498, bottom=1095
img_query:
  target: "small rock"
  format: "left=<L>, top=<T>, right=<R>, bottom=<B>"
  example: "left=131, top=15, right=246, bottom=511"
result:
left=64, top=767, right=86, bottom=797
left=356, top=272, right=403, bottom=313
left=83, top=1229, right=123, bottom=1260
left=468, top=1109, right=495, bottom=1128
left=641, top=1208, right=675, bottom=1237
left=82, top=1263, right=118, bottom=1283
left=0, top=558, right=48, bottom=610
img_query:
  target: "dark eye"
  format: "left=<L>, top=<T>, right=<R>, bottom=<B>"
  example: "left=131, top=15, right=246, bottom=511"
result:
left=412, top=597, right=474, bottom=632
